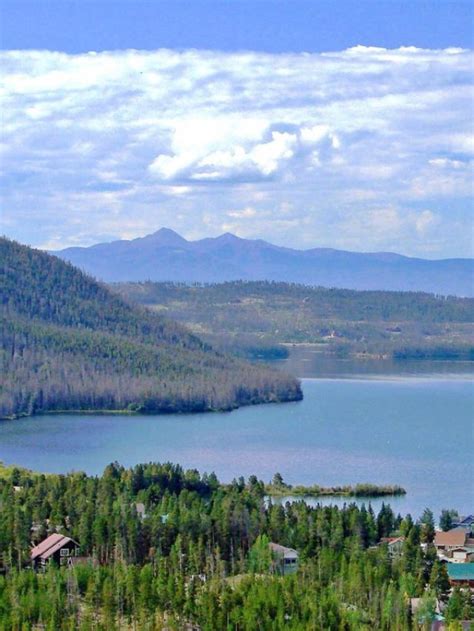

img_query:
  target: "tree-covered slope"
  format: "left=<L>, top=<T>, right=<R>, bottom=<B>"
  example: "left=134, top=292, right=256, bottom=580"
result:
left=113, top=280, right=474, bottom=359
left=0, top=239, right=301, bottom=419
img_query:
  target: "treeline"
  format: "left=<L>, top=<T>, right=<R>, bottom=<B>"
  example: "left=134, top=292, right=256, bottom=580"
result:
left=0, top=239, right=301, bottom=419
left=112, top=281, right=474, bottom=360
left=114, top=281, right=474, bottom=322
left=0, top=462, right=472, bottom=629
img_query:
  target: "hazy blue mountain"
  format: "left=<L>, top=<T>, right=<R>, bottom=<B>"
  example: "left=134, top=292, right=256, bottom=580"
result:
left=55, top=228, right=474, bottom=296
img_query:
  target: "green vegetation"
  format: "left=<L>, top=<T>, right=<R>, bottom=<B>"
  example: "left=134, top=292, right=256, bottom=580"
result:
left=265, top=473, right=406, bottom=498
left=0, top=239, right=301, bottom=420
left=0, top=462, right=472, bottom=630
left=113, top=281, right=474, bottom=361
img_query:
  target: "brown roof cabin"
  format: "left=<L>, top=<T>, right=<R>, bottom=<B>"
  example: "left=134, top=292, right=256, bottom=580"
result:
left=434, top=527, right=468, bottom=552
left=31, top=533, right=80, bottom=570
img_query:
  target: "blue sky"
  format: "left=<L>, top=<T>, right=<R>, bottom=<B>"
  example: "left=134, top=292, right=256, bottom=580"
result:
left=1, top=0, right=472, bottom=53
left=0, top=1, right=473, bottom=257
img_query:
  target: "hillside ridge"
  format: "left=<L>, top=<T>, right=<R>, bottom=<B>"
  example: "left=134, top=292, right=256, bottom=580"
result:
left=0, top=238, right=302, bottom=419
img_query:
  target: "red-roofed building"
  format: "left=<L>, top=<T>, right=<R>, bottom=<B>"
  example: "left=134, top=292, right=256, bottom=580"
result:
left=31, top=533, right=80, bottom=570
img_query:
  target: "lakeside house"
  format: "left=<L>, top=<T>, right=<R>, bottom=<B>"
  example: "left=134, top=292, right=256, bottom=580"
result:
left=31, top=533, right=80, bottom=570
left=380, top=536, right=404, bottom=558
left=434, top=527, right=474, bottom=563
left=450, top=547, right=474, bottom=563
left=269, top=542, right=299, bottom=575
left=447, top=563, right=474, bottom=588
left=452, top=515, right=474, bottom=531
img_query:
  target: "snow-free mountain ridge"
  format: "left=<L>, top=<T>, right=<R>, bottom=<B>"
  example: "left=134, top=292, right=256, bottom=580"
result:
left=54, top=228, right=474, bottom=296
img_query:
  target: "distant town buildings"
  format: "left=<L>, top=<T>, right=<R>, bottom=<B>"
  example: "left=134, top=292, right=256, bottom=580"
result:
left=434, top=522, right=474, bottom=564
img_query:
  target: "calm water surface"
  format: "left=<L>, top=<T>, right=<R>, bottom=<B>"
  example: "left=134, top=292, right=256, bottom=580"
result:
left=0, top=356, right=472, bottom=519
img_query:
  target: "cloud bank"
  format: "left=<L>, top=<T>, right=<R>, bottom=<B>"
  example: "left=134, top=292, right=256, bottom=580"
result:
left=1, top=46, right=472, bottom=256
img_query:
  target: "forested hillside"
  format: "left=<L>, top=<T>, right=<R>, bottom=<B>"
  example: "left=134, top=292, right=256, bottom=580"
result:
left=0, top=239, right=301, bottom=419
left=113, top=281, right=474, bottom=360
left=0, top=462, right=471, bottom=629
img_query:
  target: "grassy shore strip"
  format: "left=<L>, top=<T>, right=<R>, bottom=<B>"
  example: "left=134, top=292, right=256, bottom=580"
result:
left=266, top=482, right=406, bottom=498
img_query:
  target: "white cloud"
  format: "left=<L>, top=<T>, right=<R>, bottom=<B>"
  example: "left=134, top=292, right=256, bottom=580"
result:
left=0, top=46, right=472, bottom=256
left=227, top=207, right=257, bottom=218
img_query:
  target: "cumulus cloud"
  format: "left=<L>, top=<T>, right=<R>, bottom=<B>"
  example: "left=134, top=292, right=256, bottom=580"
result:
left=0, top=46, right=472, bottom=256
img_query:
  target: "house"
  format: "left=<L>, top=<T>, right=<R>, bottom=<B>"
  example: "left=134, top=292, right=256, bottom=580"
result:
left=31, top=533, right=80, bottom=570
left=135, top=503, right=147, bottom=519
left=447, top=563, right=474, bottom=588
left=452, top=515, right=474, bottom=534
left=451, top=547, right=474, bottom=563
left=380, top=536, right=405, bottom=558
left=434, top=528, right=468, bottom=555
left=269, top=542, right=299, bottom=575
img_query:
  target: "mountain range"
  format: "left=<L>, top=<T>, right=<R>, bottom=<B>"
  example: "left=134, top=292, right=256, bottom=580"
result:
left=55, top=229, right=474, bottom=296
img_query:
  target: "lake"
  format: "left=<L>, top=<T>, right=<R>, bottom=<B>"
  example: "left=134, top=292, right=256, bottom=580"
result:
left=0, top=355, right=472, bottom=520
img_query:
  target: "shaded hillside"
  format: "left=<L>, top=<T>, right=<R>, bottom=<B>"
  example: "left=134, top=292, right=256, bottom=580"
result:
left=113, top=281, right=474, bottom=360
left=0, top=239, right=301, bottom=419
left=55, top=228, right=474, bottom=296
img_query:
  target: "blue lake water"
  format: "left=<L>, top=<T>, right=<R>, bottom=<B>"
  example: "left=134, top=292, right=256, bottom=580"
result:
left=0, top=356, right=472, bottom=520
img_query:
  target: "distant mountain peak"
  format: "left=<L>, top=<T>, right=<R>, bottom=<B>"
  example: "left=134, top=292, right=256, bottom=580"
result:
left=215, top=232, right=243, bottom=243
left=54, top=229, right=474, bottom=295
left=141, top=228, right=188, bottom=246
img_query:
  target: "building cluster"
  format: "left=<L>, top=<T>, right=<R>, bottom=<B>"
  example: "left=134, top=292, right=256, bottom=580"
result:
left=434, top=515, right=474, bottom=589
left=28, top=516, right=474, bottom=592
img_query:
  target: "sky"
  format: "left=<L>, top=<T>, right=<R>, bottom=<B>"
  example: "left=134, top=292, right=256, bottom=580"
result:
left=0, top=0, right=473, bottom=257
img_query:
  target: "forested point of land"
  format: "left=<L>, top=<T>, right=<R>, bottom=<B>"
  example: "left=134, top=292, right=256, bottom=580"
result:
left=264, top=474, right=406, bottom=498
left=0, top=461, right=472, bottom=630
left=113, top=281, right=474, bottom=360
left=0, top=239, right=301, bottom=420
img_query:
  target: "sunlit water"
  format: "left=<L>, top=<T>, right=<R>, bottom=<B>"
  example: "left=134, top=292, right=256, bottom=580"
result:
left=0, top=355, right=472, bottom=520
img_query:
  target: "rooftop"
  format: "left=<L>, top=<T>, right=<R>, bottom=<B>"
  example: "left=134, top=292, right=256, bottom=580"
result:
left=269, top=542, right=298, bottom=557
left=434, top=528, right=467, bottom=547
left=447, top=564, right=474, bottom=581
left=31, top=533, right=77, bottom=561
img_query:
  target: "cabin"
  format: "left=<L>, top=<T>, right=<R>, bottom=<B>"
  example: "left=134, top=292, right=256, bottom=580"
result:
left=380, top=536, right=404, bottom=558
left=434, top=528, right=468, bottom=555
left=447, top=563, right=474, bottom=588
left=269, top=542, right=299, bottom=575
left=135, top=502, right=147, bottom=520
left=31, top=533, right=80, bottom=570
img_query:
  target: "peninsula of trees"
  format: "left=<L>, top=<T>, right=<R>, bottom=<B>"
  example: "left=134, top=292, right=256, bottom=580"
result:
left=113, top=280, right=474, bottom=361
left=0, top=239, right=302, bottom=420
left=265, top=473, right=406, bottom=498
